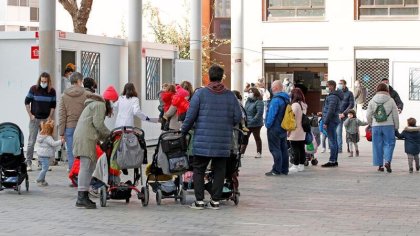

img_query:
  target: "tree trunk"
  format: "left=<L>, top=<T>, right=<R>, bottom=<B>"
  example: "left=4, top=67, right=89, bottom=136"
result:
left=59, top=0, right=93, bottom=34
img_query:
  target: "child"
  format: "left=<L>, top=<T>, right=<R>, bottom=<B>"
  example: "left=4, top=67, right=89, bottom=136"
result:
left=343, top=109, right=367, bottom=157
left=36, top=120, right=63, bottom=186
left=160, top=84, right=176, bottom=130
left=157, top=83, right=169, bottom=121
left=395, top=118, right=420, bottom=173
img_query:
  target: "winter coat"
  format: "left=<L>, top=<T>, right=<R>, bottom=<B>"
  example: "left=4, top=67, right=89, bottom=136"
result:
left=114, top=95, right=148, bottom=128
left=339, top=87, right=355, bottom=116
left=366, top=92, right=399, bottom=129
left=36, top=135, right=62, bottom=158
left=164, top=105, right=181, bottom=130
left=265, top=92, right=290, bottom=138
left=181, top=83, right=242, bottom=158
left=161, top=91, right=175, bottom=112
left=322, top=90, right=343, bottom=126
left=288, top=102, right=308, bottom=141
left=354, top=86, right=367, bottom=105
left=396, top=126, right=420, bottom=155
left=343, top=118, right=368, bottom=134
left=58, top=86, right=89, bottom=136
left=244, top=98, right=264, bottom=128
left=172, top=86, right=190, bottom=115
left=73, top=94, right=111, bottom=162
left=389, top=85, right=404, bottom=111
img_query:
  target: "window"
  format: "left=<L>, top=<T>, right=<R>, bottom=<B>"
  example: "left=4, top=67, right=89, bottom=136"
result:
left=30, top=7, right=39, bottom=22
left=81, top=51, right=101, bottom=92
left=146, top=57, right=161, bottom=100
left=358, top=0, right=418, bottom=18
left=214, top=18, right=231, bottom=39
left=20, top=0, right=28, bottom=6
left=409, top=68, right=420, bottom=100
left=266, top=0, right=325, bottom=20
left=19, top=26, right=27, bottom=31
left=215, top=0, right=231, bottom=18
left=7, top=0, right=18, bottom=6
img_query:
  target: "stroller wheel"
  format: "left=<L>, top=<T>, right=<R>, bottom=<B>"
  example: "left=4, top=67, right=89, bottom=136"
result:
left=311, top=159, right=318, bottom=166
left=233, top=193, right=239, bottom=206
left=304, top=160, right=309, bottom=166
left=156, top=189, right=162, bottom=205
left=140, top=186, right=149, bottom=207
left=180, top=189, right=186, bottom=205
left=25, top=176, right=29, bottom=192
left=99, top=186, right=107, bottom=207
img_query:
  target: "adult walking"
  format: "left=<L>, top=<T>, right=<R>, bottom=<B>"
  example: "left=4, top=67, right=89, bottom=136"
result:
left=114, top=83, right=155, bottom=128
left=337, top=79, right=354, bottom=153
left=240, top=87, right=264, bottom=158
left=288, top=88, right=308, bottom=173
left=321, top=80, right=343, bottom=168
left=24, top=72, right=56, bottom=171
left=181, top=65, right=241, bottom=210
left=73, top=86, right=118, bottom=209
left=366, top=83, right=399, bottom=173
left=381, top=78, right=404, bottom=113
left=265, top=80, right=290, bottom=176
left=59, top=72, right=89, bottom=174
left=353, top=80, right=367, bottom=122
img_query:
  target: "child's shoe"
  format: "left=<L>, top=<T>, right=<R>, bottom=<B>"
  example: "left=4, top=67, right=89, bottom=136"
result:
left=409, top=168, right=413, bottom=173
left=37, top=181, right=48, bottom=187
left=348, top=152, right=353, bottom=157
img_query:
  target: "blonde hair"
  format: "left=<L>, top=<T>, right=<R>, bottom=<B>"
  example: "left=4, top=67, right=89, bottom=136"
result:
left=40, top=120, right=55, bottom=136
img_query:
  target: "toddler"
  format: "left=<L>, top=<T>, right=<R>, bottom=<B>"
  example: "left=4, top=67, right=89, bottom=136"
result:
left=36, top=120, right=63, bottom=186
left=343, top=109, right=367, bottom=157
left=395, top=118, right=420, bottom=173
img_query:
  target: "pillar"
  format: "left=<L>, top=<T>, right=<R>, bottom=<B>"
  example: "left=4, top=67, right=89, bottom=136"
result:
left=231, top=0, right=243, bottom=91
left=39, top=0, right=56, bottom=84
left=190, top=0, right=202, bottom=88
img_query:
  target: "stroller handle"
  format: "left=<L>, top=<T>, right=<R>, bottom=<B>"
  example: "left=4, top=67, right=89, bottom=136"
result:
left=111, top=126, right=145, bottom=139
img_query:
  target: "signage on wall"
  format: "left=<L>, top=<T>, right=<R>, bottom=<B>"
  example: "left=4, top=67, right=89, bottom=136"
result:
left=31, top=46, right=39, bottom=60
left=58, top=31, right=66, bottom=39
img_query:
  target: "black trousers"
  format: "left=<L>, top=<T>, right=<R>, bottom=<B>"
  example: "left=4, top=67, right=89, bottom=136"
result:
left=193, top=156, right=226, bottom=201
left=290, top=141, right=306, bottom=165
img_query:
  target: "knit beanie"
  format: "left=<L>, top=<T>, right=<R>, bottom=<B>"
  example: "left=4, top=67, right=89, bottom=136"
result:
left=102, top=85, right=119, bottom=102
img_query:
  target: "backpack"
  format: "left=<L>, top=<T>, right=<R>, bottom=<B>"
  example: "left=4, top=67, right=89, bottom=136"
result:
left=116, top=132, right=144, bottom=169
left=299, top=102, right=311, bottom=133
left=373, top=102, right=391, bottom=123
left=280, top=97, right=296, bottom=131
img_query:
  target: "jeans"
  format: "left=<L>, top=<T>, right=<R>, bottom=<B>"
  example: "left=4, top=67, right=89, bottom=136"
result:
left=26, top=118, right=46, bottom=165
left=65, top=127, right=75, bottom=169
left=193, top=156, right=226, bottom=201
left=36, top=156, right=50, bottom=182
left=290, top=141, right=305, bottom=165
left=372, top=125, right=396, bottom=166
left=240, top=126, right=263, bottom=154
left=267, top=129, right=289, bottom=174
left=336, top=120, right=345, bottom=151
left=77, top=156, right=96, bottom=191
left=327, top=122, right=339, bottom=163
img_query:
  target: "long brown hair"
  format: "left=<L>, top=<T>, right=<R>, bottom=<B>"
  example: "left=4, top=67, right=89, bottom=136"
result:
left=290, top=88, right=306, bottom=104
left=105, top=100, right=113, bottom=117
left=122, top=83, right=138, bottom=98
left=249, top=87, right=263, bottom=100
left=180, top=81, right=193, bottom=97
left=37, top=72, right=53, bottom=93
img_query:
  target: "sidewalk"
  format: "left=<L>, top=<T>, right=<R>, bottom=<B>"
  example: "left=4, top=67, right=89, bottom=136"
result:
left=0, top=127, right=419, bottom=236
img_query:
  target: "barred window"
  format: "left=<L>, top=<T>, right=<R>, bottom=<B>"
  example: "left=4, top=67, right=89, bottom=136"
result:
left=81, top=51, right=101, bottom=92
left=266, top=0, right=325, bottom=20
left=358, top=0, right=418, bottom=19
left=409, top=68, right=420, bottom=100
left=146, top=57, right=161, bottom=100
left=30, top=7, right=39, bottom=22
left=7, top=0, right=18, bottom=6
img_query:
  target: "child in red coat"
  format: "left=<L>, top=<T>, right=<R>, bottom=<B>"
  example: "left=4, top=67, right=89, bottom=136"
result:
left=172, top=85, right=190, bottom=121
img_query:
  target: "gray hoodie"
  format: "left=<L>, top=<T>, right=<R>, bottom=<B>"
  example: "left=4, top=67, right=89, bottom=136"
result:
left=36, top=135, right=63, bottom=158
left=366, top=92, right=399, bottom=129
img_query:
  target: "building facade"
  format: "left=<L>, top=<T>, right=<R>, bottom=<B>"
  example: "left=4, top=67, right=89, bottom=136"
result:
left=243, top=0, right=420, bottom=123
left=0, top=0, right=39, bottom=32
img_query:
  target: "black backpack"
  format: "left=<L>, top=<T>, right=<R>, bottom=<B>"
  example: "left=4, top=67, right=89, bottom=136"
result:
left=299, top=102, right=311, bottom=133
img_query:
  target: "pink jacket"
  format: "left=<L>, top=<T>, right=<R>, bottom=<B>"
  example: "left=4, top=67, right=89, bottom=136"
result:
left=287, top=102, right=308, bottom=141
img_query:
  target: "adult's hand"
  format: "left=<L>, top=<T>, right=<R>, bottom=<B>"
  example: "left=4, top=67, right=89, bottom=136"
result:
left=30, top=114, right=35, bottom=121
left=339, top=113, right=345, bottom=119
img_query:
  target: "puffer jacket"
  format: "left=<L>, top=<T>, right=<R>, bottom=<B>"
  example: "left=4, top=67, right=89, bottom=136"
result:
left=181, top=83, right=242, bottom=158
left=366, top=92, right=399, bottom=129
left=396, top=126, right=420, bottom=155
left=322, top=90, right=343, bottom=126
left=244, top=98, right=264, bottom=127
left=389, top=85, right=404, bottom=111
left=265, top=92, right=290, bottom=138
left=58, top=86, right=89, bottom=136
left=339, top=87, right=355, bottom=116
left=36, top=135, right=62, bottom=158
left=73, top=94, right=111, bottom=162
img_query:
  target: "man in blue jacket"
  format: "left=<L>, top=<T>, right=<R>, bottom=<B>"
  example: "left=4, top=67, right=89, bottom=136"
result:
left=322, top=80, right=343, bottom=167
left=336, top=79, right=354, bottom=153
left=182, top=64, right=241, bottom=210
left=265, top=80, right=290, bottom=176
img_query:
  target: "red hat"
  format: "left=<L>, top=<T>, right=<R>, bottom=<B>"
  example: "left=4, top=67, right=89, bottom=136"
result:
left=102, top=85, right=119, bottom=102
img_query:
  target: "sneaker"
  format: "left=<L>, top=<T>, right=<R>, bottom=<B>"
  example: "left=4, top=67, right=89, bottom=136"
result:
left=190, top=201, right=205, bottom=210
left=409, top=168, right=413, bottom=173
left=378, top=166, right=384, bottom=172
left=48, top=167, right=52, bottom=171
left=297, top=164, right=304, bottom=172
left=37, top=181, right=48, bottom=187
left=321, top=162, right=337, bottom=168
left=321, top=148, right=326, bottom=153
left=384, top=162, right=392, bottom=173
left=289, top=165, right=299, bottom=173
left=265, top=170, right=280, bottom=176
left=207, top=200, right=220, bottom=210
left=255, top=152, right=262, bottom=158
left=26, top=166, right=32, bottom=171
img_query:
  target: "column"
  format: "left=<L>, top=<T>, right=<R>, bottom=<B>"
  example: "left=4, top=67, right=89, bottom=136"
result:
left=39, top=0, right=56, bottom=84
left=231, top=0, right=243, bottom=91
left=190, top=0, right=202, bottom=88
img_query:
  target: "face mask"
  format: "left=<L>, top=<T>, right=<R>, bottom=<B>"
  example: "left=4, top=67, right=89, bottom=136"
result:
left=337, top=84, right=343, bottom=90
left=283, top=82, right=289, bottom=86
left=325, top=87, right=331, bottom=94
left=40, top=82, right=48, bottom=89
left=248, top=93, right=254, bottom=99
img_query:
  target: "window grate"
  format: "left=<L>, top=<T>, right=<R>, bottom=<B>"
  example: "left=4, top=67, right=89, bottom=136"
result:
left=81, top=51, right=101, bottom=92
left=409, top=68, right=420, bottom=101
left=146, top=57, right=161, bottom=100
left=267, top=0, right=325, bottom=19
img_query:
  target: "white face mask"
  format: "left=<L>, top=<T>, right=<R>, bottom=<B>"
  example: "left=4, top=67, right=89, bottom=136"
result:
left=40, top=82, right=48, bottom=89
left=325, top=87, right=331, bottom=94
left=248, top=93, right=254, bottom=99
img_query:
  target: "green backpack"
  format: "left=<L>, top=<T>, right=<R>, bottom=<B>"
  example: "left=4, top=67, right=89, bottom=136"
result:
left=374, top=102, right=391, bottom=122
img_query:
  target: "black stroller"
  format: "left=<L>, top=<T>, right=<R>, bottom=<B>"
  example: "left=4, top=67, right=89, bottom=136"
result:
left=0, top=122, right=29, bottom=194
left=146, top=130, right=190, bottom=205
left=96, top=126, right=148, bottom=207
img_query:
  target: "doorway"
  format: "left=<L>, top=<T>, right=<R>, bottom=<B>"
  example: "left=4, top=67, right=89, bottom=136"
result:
left=61, top=50, right=76, bottom=94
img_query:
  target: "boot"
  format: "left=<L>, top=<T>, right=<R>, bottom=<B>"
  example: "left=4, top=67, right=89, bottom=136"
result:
left=76, top=191, right=96, bottom=209
left=348, top=152, right=353, bottom=157
left=356, top=150, right=359, bottom=157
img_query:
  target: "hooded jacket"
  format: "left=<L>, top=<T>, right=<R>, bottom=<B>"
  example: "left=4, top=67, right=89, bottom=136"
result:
left=322, top=90, right=343, bottom=126
left=58, top=85, right=89, bottom=136
left=366, top=92, right=399, bottom=129
left=73, top=94, right=111, bottom=161
left=36, top=135, right=62, bottom=158
left=244, top=97, right=264, bottom=128
left=396, top=126, right=420, bottom=155
left=388, top=85, right=404, bottom=111
left=265, top=92, right=290, bottom=137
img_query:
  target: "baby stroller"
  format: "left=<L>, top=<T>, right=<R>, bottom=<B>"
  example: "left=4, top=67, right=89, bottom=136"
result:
left=204, top=128, right=245, bottom=206
left=96, top=126, right=148, bottom=207
left=0, top=122, right=29, bottom=194
left=146, top=130, right=190, bottom=205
